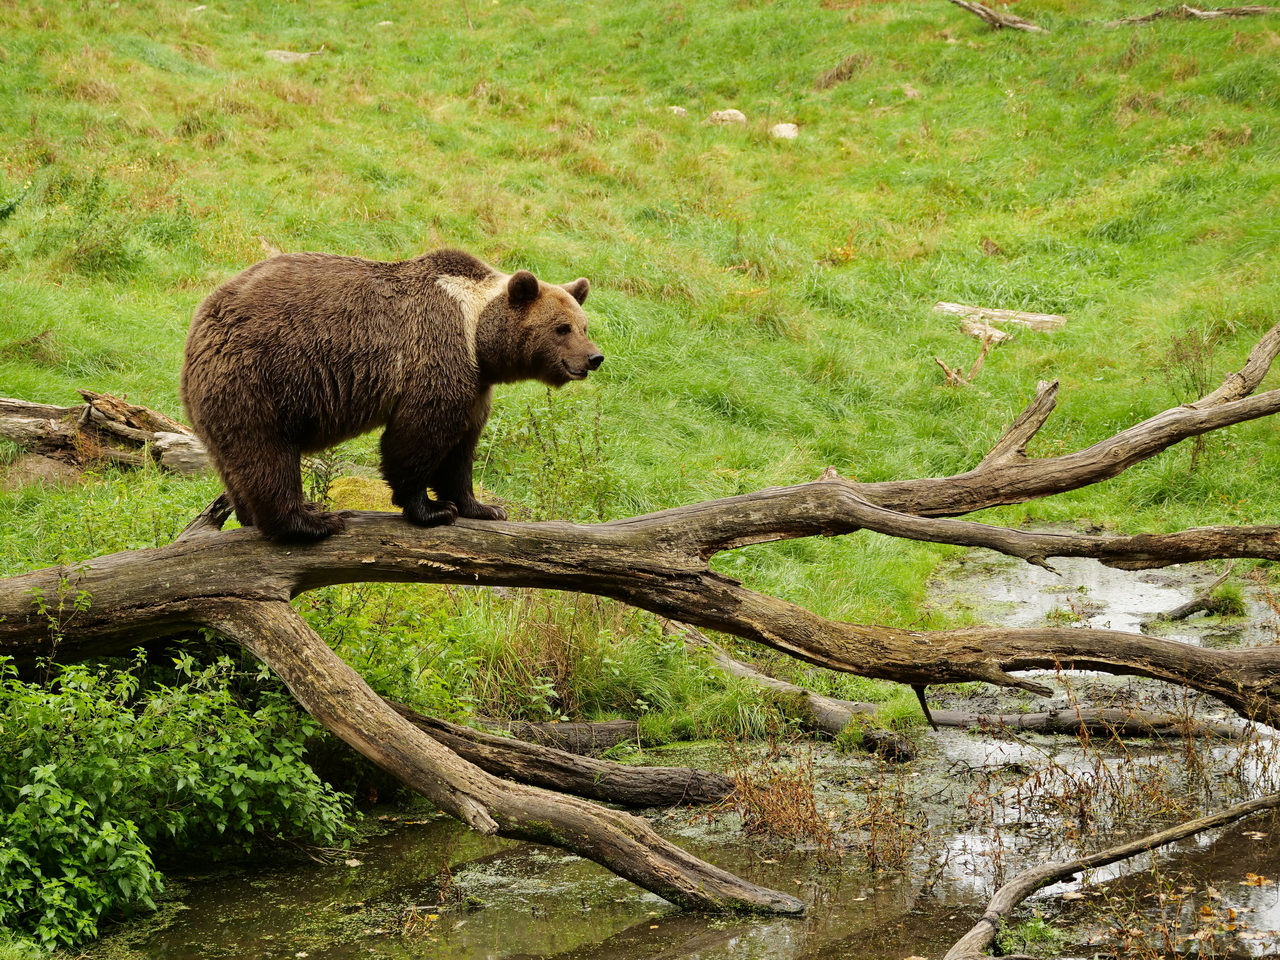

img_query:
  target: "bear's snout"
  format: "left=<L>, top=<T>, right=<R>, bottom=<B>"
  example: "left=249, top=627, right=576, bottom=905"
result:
left=587, top=352, right=604, bottom=370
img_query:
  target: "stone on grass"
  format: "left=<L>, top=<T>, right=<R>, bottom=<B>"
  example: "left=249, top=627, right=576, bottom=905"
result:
left=770, top=123, right=799, bottom=140
left=708, top=109, right=747, bottom=124
left=669, top=106, right=688, bottom=117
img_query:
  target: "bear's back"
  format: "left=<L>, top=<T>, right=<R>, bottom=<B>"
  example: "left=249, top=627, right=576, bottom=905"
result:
left=183, top=249, right=495, bottom=451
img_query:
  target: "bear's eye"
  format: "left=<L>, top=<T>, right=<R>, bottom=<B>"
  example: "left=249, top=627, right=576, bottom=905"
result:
left=555, top=323, right=572, bottom=336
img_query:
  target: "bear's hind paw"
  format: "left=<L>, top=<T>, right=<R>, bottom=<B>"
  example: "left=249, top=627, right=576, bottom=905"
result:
left=264, top=508, right=346, bottom=543
left=457, top=501, right=507, bottom=522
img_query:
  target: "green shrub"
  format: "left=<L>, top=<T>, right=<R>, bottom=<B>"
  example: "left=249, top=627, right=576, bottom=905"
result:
left=0, top=654, right=351, bottom=948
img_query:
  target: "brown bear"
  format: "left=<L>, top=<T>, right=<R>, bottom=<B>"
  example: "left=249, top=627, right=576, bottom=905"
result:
left=181, top=248, right=602, bottom=542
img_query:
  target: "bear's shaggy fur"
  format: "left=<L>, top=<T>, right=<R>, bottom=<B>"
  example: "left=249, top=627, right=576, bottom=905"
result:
left=181, top=248, right=602, bottom=542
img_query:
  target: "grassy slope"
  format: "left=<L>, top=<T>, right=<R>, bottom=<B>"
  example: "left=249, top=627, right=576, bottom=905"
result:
left=1, top=0, right=1278, bottom=670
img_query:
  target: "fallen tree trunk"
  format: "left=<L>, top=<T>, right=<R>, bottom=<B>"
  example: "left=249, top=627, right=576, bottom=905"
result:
left=393, top=706, right=733, bottom=806
left=0, top=391, right=209, bottom=474
left=929, top=706, right=1249, bottom=740
left=670, top=622, right=1248, bottom=747
left=475, top=718, right=639, bottom=756
left=3, top=322, right=1280, bottom=912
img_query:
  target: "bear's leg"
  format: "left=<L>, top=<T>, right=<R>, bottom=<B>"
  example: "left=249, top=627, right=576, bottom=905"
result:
left=236, top=441, right=346, bottom=542
left=431, top=428, right=507, bottom=522
left=380, top=423, right=458, bottom=528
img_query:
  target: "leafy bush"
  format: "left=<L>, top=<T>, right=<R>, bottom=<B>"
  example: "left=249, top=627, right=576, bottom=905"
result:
left=0, top=654, right=351, bottom=948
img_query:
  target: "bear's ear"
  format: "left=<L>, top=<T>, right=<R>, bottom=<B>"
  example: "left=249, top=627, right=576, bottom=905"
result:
left=507, top=270, right=540, bottom=307
left=563, top=278, right=590, bottom=305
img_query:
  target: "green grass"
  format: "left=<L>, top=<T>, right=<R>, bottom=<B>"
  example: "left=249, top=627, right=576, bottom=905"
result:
left=2, top=0, right=1280, bottom=721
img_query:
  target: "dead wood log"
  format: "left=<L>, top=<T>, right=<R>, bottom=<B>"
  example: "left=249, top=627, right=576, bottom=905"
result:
left=668, top=623, right=1246, bottom=745
left=1142, top=563, right=1238, bottom=625
left=945, top=0, right=1049, bottom=32
left=390, top=705, right=733, bottom=805
left=208, top=598, right=802, bottom=914
left=943, top=791, right=1280, bottom=959
left=476, top=718, right=639, bottom=756
left=934, top=302, right=1067, bottom=332
left=0, top=392, right=209, bottom=474
left=930, top=706, right=1249, bottom=740
left=1111, top=4, right=1280, bottom=23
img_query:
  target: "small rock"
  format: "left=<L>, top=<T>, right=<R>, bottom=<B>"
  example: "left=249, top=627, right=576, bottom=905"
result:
left=708, top=109, right=747, bottom=124
left=668, top=106, right=688, bottom=117
left=769, top=122, right=799, bottom=140
left=375, top=20, right=393, bottom=26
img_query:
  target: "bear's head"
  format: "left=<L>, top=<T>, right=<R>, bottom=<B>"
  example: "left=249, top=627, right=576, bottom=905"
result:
left=487, top=270, right=603, bottom=387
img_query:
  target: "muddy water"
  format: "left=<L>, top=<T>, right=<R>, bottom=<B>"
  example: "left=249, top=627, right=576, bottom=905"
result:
left=92, top=780, right=983, bottom=960
left=88, top=554, right=1280, bottom=959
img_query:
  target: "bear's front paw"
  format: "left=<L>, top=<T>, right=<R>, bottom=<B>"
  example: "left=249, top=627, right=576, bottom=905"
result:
left=403, top=499, right=458, bottom=527
left=457, top=501, right=507, bottom=522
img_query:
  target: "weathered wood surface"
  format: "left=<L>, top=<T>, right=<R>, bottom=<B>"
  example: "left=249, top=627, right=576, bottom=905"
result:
left=930, top=706, right=1249, bottom=740
left=212, top=599, right=802, bottom=914
left=476, top=718, right=639, bottom=756
left=934, top=302, right=1067, bottom=331
left=1112, top=4, right=1280, bottom=23
left=393, top=706, right=733, bottom=805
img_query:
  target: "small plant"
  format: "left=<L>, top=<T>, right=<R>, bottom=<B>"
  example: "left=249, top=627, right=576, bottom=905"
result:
left=850, top=771, right=918, bottom=872
left=995, top=915, right=1063, bottom=956
left=1045, top=604, right=1084, bottom=626
left=1157, top=330, right=1223, bottom=474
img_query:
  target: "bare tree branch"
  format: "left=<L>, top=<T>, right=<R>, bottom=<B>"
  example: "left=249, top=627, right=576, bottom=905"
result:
left=944, top=791, right=1280, bottom=959
left=945, top=0, right=1049, bottom=32
left=3, top=321, right=1280, bottom=912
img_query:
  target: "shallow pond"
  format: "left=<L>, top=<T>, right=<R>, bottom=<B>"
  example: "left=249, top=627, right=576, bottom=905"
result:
left=87, top=553, right=1280, bottom=959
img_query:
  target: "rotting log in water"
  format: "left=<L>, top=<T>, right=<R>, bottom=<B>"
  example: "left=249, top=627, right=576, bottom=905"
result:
left=666, top=621, right=1250, bottom=747
left=3, top=322, right=1280, bottom=913
left=474, top=717, right=639, bottom=756
left=390, top=704, right=733, bottom=806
